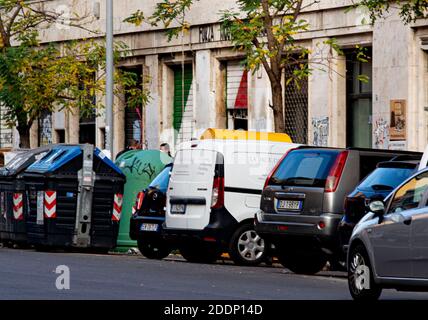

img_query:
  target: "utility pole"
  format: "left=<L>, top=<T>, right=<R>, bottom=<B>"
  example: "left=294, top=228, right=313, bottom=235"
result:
left=106, top=0, right=114, bottom=157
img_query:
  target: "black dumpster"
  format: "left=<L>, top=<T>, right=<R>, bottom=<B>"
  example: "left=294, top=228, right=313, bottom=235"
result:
left=0, top=147, right=52, bottom=246
left=23, top=144, right=126, bottom=251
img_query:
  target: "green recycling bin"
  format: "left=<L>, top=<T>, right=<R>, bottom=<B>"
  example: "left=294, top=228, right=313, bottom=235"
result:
left=115, top=150, right=172, bottom=250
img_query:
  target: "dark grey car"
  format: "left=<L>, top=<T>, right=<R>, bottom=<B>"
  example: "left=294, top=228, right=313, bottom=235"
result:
left=255, top=146, right=420, bottom=274
left=348, top=168, right=428, bottom=300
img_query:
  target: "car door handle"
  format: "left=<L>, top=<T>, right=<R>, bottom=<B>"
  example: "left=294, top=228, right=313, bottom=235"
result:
left=403, top=217, right=413, bottom=226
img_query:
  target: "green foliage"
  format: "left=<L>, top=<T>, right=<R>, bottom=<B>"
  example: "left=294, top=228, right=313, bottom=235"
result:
left=0, top=40, right=149, bottom=130
left=151, top=0, right=196, bottom=40
left=220, top=0, right=312, bottom=88
left=355, top=0, right=427, bottom=24
left=0, top=0, right=150, bottom=145
left=123, top=10, right=146, bottom=26
left=124, top=0, right=198, bottom=41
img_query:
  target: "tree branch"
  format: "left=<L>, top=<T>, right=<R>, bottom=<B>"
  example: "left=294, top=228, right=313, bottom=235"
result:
left=5, top=5, right=22, bottom=37
left=252, top=37, right=280, bottom=86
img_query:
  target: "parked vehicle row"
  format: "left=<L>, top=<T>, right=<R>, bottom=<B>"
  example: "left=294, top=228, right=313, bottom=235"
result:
left=130, top=129, right=299, bottom=265
left=255, top=147, right=421, bottom=274
left=128, top=128, right=428, bottom=300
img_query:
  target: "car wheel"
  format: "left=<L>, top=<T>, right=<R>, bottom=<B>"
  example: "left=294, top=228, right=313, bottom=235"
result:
left=179, top=243, right=219, bottom=264
left=348, top=244, right=382, bottom=301
left=277, top=247, right=327, bottom=275
left=229, top=224, right=268, bottom=266
left=138, top=239, right=171, bottom=260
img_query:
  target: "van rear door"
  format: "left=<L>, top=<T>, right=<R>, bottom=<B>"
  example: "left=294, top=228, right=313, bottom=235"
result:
left=166, top=148, right=218, bottom=230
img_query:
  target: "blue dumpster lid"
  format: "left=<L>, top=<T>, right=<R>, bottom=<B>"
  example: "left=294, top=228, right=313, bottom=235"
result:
left=26, top=145, right=123, bottom=175
left=0, top=146, right=52, bottom=177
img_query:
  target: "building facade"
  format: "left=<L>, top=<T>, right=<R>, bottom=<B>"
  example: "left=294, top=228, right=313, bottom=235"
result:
left=2, top=0, right=428, bottom=157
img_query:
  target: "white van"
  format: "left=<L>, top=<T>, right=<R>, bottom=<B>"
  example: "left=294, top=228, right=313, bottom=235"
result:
left=164, top=135, right=299, bottom=265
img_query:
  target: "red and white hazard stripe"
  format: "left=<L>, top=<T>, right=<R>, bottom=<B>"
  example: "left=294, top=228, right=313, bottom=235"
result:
left=112, top=193, right=123, bottom=221
left=44, top=190, right=57, bottom=219
left=13, top=193, right=24, bottom=221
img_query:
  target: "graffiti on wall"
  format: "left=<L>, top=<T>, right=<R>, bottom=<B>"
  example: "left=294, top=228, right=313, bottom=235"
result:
left=39, top=113, right=53, bottom=146
left=374, top=118, right=389, bottom=149
left=121, top=158, right=157, bottom=180
left=312, top=117, right=329, bottom=147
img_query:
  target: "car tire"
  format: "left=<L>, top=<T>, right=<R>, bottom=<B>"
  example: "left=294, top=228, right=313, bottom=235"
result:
left=277, top=247, right=327, bottom=275
left=229, top=223, right=268, bottom=266
left=348, top=244, right=382, bottom=301
left=138, top=239, right=171, bottom=260
left=179, top=243, right=219, bottom=264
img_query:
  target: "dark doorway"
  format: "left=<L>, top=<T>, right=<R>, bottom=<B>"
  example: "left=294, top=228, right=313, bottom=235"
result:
left=123, top=66, right=143, bottom=148
left=346, top=48, right=373, bottom=148
left=79, top=109, right=96, bottom=145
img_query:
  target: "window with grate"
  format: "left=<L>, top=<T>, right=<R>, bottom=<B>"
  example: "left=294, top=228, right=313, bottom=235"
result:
left=284, top=64, right=308, bottom=144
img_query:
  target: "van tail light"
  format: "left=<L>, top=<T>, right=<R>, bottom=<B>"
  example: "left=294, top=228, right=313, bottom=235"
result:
left=325, top=151, right=349, bottom=193
left=136, top=191, right=145, bottom=210
left=263, top=148, right=298, bottom=189
left=211, top=176, right=224, bottom=209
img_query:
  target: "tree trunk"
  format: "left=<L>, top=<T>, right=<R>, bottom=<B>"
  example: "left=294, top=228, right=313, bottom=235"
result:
left=17, top=125, right=31, bottom=149
left=271, top=83, right=285, bottom=133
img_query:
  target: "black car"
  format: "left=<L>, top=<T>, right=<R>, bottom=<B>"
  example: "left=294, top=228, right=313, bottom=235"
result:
left=338, top=156, right=421, bottom=256
left=129, top=163, right=172, bottom=259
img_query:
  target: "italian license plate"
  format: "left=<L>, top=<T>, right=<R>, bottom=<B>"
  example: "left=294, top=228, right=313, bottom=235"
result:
left=171, top=204, right=186, bottom=214
left=140, top=223, right=159, bottom=232
left=277, top=200, right=302, bottom=210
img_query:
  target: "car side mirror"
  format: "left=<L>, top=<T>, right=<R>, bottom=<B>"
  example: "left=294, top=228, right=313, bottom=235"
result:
left=369, top=200, right=385, bottom=217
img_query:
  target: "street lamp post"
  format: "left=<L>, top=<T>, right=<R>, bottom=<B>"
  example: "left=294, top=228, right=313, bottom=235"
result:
left=106, top=0, right=114, bottom=157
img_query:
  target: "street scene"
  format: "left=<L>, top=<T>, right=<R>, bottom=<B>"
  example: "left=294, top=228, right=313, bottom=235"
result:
left=0, top=0, right=428, bottom=306
left=2, top=248, right=428, bottom=300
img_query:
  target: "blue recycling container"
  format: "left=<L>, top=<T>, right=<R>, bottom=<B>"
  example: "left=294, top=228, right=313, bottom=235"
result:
left=23, top=144, right=126, bottom=251
left=0, top=146, right=52, bottom=246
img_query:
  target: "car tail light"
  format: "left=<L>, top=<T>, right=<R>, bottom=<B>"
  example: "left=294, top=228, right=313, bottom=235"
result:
left=211, top=176, right=224, bottom=209
left=263, top=148, right=298, bottom=189
left=325, top=151, right=349, bottom=193
left=136, top=191, right=145, bottom=210
left=203, top=236, right=216, bottom=242
left=278, top=225, right=288, bottom=231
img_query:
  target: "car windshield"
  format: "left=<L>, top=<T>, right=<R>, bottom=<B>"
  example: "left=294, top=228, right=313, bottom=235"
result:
left=148, top=165, right=172, bottom=192
left=358, top=167, right=415, bottom=191
left=270, top=149, right=340, bottom=188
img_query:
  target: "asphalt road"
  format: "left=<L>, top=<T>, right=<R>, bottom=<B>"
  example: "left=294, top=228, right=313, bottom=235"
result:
left=1, top=248, right=428, bottom=300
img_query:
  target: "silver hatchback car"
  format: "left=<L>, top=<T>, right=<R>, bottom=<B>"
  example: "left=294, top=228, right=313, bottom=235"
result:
left=348, top=168, right=428, bottom=300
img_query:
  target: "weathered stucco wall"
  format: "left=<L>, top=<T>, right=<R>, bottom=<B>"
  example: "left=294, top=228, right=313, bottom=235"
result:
left=6, top=0, right=427, bottom=153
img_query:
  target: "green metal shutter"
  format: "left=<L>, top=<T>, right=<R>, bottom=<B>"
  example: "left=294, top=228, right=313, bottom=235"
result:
left=173, top=65, right=193, bottom=144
